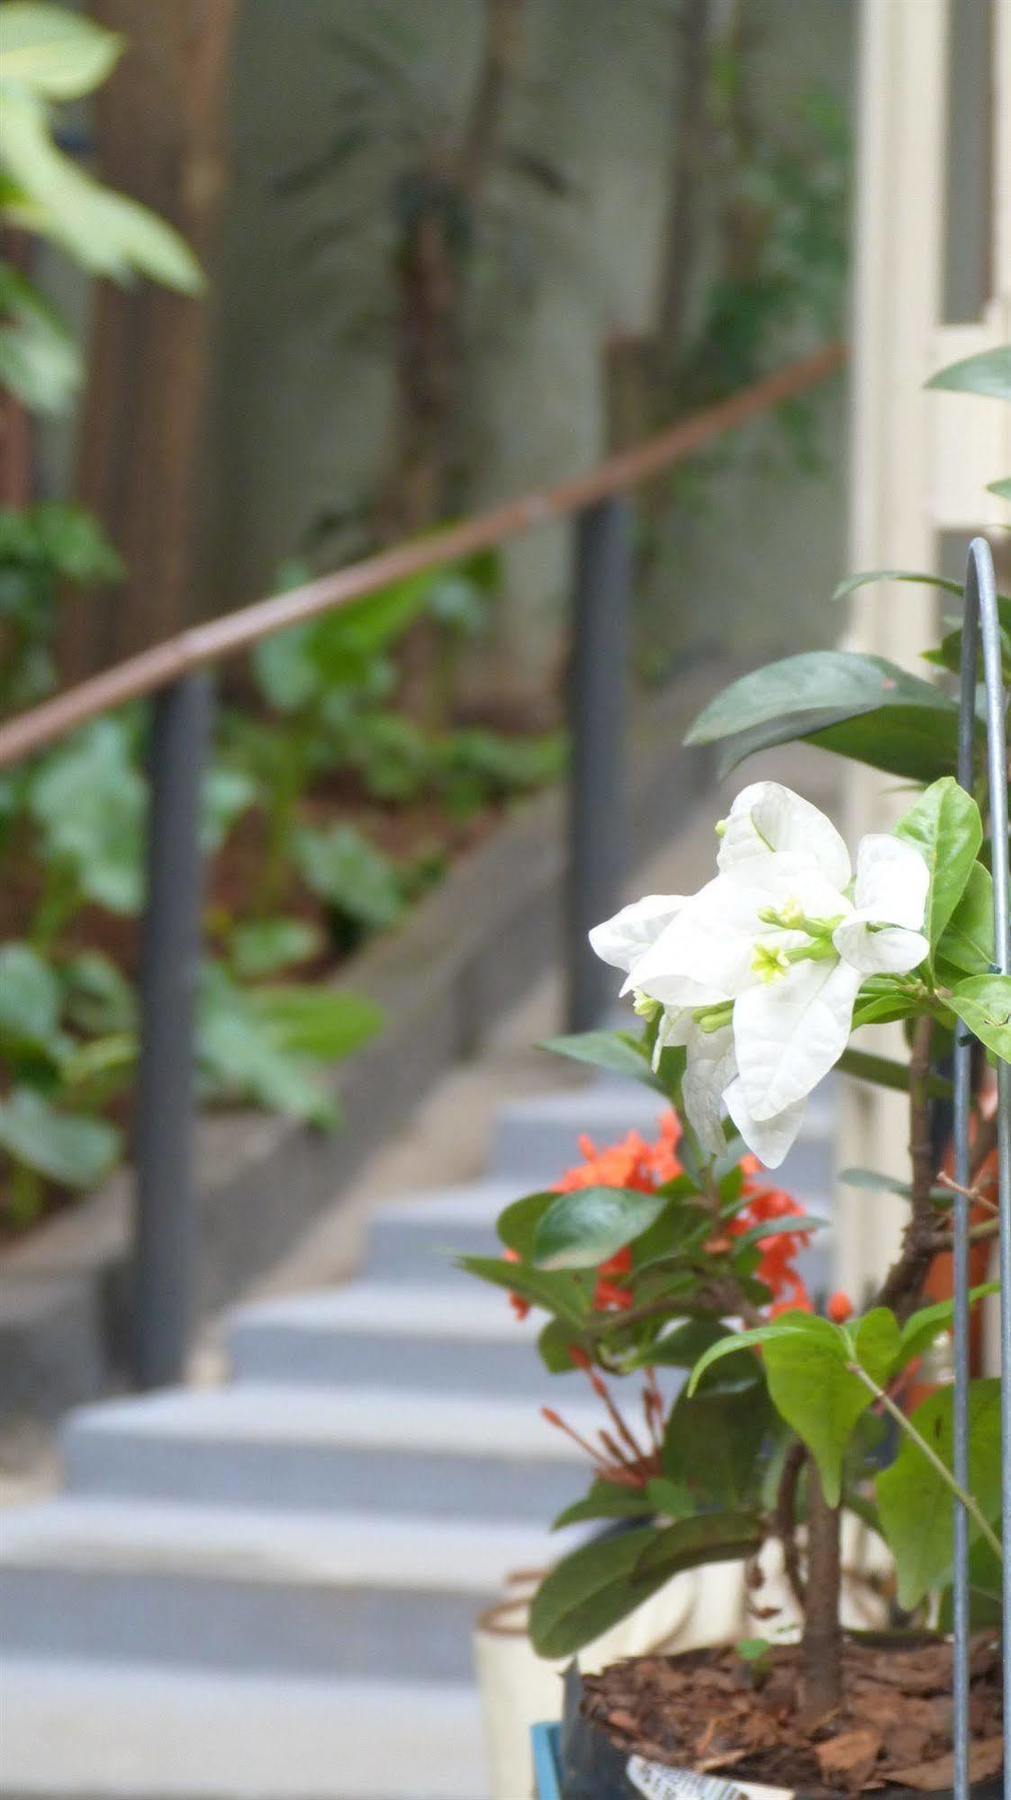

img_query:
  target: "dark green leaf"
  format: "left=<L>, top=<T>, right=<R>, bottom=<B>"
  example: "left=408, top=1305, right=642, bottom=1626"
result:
left=456, top=1254, right=587, bottom=1329
left=528, top=1526, right=683, bottom=1658
left=497, top=1191, right=556, bottom=1258
left=632, top=1511, right=765, bottom=1584
left=898, top=1283, right=999, bottom=1369
left=837, top=1048, right=953, bottom=1100
left=533, top=1186, right=670, bottom=1271
left=295, top=825, right=403, bottom=930
left=663, top=1358, right=773, bottom=1508
left=61, top=952, right=137, bottom=1035
left=551, top=1481, right=657, bottom=1531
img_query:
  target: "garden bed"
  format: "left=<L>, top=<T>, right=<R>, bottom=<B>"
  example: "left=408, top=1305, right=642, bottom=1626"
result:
left=0, top=665, right=722, bottom=1425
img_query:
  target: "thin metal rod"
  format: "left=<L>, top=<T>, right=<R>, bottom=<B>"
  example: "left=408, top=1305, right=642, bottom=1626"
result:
left=566, top=496, right=632, bottom=1032
left=133, top=673, right=213, bottom=1390
left=953, top=538, right=1010, bottom=1800
left=0, top=343, right=845, bottom=771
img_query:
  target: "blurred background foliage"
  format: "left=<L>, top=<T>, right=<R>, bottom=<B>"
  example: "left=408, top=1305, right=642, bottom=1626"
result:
left=0, top=0, right=854, bottom=1224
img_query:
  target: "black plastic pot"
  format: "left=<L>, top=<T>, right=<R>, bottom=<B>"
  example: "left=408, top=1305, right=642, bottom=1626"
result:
left=555, top=1664, right=1002, bottom=1800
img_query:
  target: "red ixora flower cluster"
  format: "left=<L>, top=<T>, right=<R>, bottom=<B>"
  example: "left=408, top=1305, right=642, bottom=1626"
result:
left=506, top=1111, right=819, bottom=1320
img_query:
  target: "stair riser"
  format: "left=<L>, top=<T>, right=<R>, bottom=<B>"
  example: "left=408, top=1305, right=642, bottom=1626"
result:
left=64, top=1430, right=585, bottom=1522
left=0, top=1568, right=489, bottom=1683
left=227, top=1328, right=588, bottom=1397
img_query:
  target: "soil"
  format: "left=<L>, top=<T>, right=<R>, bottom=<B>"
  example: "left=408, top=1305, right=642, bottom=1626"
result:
left=581, top=1637, right=1003, bottom=1796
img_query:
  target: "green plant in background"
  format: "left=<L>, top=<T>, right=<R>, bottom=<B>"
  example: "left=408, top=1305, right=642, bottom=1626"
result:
left=0, top=501, right=123, bottom=711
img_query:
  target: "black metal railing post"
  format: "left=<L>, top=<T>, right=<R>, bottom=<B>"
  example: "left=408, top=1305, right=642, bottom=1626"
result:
left=133, top=672, right=212, bottom=1390
left=565, top=495, right=632, bottom=1031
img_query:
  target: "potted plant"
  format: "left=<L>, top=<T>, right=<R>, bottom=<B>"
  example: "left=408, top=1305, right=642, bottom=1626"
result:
left=462, top=344, right=1010, bottom=1798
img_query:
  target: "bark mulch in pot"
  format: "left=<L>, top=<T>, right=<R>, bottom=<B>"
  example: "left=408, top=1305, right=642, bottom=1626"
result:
left=580, top=1637, right=1003, bottom=1796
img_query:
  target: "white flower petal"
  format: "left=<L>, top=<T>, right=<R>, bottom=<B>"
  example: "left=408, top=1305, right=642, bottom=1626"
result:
left=628, top=873, right=771, bottom=1005
left=651, top=1005, right=692, bottom=1070
left=733, top=956, right=862, bottom=1119
left=852, top=834, right=929, bottom=931
left=589, top=894, right=686, bottom=973
left=718, top=782, right=851, bottom=891
left=723, top=1077, right=806, bottom=1170
left=682, top=1023, right=737, bottom=1157
left=833, top=913, right=929, bottom=976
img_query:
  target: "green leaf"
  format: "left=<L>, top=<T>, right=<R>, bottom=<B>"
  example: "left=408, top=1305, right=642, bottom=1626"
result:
left=0, top=941, right=60, bottom=1044
left=877, top=1380, right=1002, bottom=1608
left=663, top=1359, right=773, bottom=1509
left=0, top=5, right=123, bottom=97
left=837, top=1047, right=952, bottom=1100
left=840, top=1166, right=914, bottom=1199
left=898, top=1283, right=999, bottom=1369
left=937, top=863, right=995, bottom=977
left=0, top=259, right=79, bottom=411
left=987, top=477, right=1011, bottom=501
left=833, top=569, right=963, bottom=603
left=529, top=1514, right=762, bottom=1659
left=201, top=766, right=256, bottom=853
left=687, top=1313, right=828, bottom=1394
left=60, top=951, right=136, bottom=1035
left=895, top=779, right=982, bottom=950
left=533, top=1186, right=669, bottom=1271
left=927, top=345, right=1011, bottom=402
left=229, top=919, right=323, bottom=981
left=551, top=1480, right=657, bottom=1532
left=0, top=87, right=202, bottom=291
left=248, top=986, right=382, bottom=1061
left=541, top=1030, right=665, bottom=1094
left=762, top=1325, right=873, bottom=1507
left=686, top=652, right=963, bottom=785
left=853, top=1309, right=901, bottom=1386
left=0, top=1084, right=119, bottom=1187
left=197, top=968, right=339, bottom=1128
left=643, top=1318, right=731, bottom=1368
left=497, top=1190, right=556, bottom=1259
left=29, top=718, right=145, bottom=914
left=295, top=825, right=403, bottom=931
left=949, top=975, right=1011, bottom=1063
left=456, top=1254, right=587, bottom=1330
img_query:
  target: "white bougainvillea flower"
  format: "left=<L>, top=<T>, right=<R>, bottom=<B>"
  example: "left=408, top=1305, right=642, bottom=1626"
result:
left=589, top=782, right=930, bottom=1169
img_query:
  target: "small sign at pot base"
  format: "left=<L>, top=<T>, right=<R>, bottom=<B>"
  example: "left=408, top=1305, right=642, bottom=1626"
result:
left=626, top=1756, right=794, bottom=1800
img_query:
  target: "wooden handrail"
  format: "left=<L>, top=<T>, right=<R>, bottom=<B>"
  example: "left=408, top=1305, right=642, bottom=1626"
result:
left=0, top=340, right=845, bottom=770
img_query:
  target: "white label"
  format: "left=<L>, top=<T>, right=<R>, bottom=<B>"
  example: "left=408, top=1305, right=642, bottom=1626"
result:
left=626, top=1757, right=793, bottom=1800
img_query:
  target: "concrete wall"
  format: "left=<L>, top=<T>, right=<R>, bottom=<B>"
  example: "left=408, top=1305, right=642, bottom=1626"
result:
left=204, top=0, right=856, bottom=693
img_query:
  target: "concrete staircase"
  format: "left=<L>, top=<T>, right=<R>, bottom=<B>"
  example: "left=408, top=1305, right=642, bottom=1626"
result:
left=0, top=1077, right=835, bottom=1800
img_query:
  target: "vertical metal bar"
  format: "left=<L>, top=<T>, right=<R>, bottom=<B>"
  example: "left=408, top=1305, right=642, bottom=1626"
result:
left=133, top=672, right=212, bottom=1390
left=566, top=496, right=632, bottom=1032
left=954, top=538, right=1010, bottom=1800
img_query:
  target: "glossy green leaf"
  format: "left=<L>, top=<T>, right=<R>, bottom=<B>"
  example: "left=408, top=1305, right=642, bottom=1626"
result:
left=895, top=779, right=982, bottom=950
left=877, top=1380, right=1002, bottom=1608
left=927, top=345, right=1011, bottom=402
left=687, top=652, right=963, bottom=784
left=533, top=1186, right=669, bottom=1271
left=949, top=975, right=1011, bottom=1063
left=663, top=1359, right=773, bottom=1509
left=938, top=863, right=995, bottom=977
left=0, top=1084, right=119, bottom=1187
left=551, top=1481, right=657, bottom=1532
left=632, top=1511, right=765, bottom=1581
left=496, top=1190, right=556, bottom=1259
left=0, top=5, right=123, bottom=97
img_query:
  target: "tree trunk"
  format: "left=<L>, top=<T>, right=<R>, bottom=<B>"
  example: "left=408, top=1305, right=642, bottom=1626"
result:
left=62, top=0, right=237, bottom=680
left=801, top=1458, right=843, bottom=1720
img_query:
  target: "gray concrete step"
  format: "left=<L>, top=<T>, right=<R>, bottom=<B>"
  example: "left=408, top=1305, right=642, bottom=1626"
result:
left=364, top=1179, right=516, bottom=1282
left=0, top=1659, right=487, bottom=1799
left=62, top=1383, right=595, bottom=1522
left=0, top=1497, right=571, bottom=1683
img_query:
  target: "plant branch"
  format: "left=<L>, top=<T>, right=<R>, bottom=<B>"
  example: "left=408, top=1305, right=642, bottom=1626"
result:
left=847, top=1362, right=1003, bottom=1565
left=874, top=1017, right=938, bottom=1323
left=800, top=1457, right=842, bottom=1720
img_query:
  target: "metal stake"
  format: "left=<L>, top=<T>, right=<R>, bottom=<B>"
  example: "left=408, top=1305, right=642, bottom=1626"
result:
left=133, top=673, right=212, bottom=1390
left=566, top=496, right=632, bottom=1032
left=952, top=538, right=1010, bottom=1800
